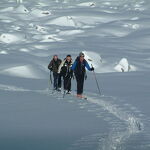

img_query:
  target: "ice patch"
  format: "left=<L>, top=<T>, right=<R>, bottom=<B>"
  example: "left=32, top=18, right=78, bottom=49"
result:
left=47, top=16, right=76, bottom=27
left=114, top=58, right=137, bottom=72
left=0, top=33, right=24, bottom=44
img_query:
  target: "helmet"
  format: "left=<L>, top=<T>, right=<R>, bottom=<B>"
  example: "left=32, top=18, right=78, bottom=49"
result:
left=79, top=52, right=85, bottom=57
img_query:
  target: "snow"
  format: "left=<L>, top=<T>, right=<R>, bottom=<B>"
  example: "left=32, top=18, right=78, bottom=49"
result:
left=77, top=2, right=96, bottom=7
left=0, top=51, right=8, bottom=55
left=0, top=0, right=150, bottom=150
left=46, top=16, right=76, bottom=27
left=30, top=9, right=51, bottom=17
left=0, top=33, right=24, bottom=44
left=114, top=58, right=137, bottom=72
left=83, top=51, right=102, bottom=70
left=15, top=5, right=29, bottom=13
left=1, top=65, right=45, bottom=79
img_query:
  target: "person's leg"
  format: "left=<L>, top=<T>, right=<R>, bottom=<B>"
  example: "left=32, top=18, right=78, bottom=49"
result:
left=63, top=76, right=67, bottom=90
left=80, top=75, right=84, bottom=94
left=76, top=75, right=82, bottom=95
left=53, top=73, right=57, bottom=90
left=66, top=76, right=71, bottom=92
left=58, top=74, right=62, bottom=89
left=68, top=78, right=71, bottom=92
left=76, top=74, right=84, bottom=97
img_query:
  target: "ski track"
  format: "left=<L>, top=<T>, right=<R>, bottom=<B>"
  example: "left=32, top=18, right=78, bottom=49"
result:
left=0, top=84, right=144, bottom=150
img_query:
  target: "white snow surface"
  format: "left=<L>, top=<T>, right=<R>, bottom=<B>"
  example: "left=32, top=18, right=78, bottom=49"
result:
left=0, top=0, right=150, bottom=150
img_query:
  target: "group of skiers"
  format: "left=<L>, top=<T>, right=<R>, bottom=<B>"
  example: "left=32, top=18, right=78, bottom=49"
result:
left=48, top=52, right=94, bottom=98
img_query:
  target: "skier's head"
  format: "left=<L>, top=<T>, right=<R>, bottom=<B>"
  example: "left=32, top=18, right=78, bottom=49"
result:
left=66, top=54, right=72, bottom=62
left=79, top=52, right=85, bottom=62
left=53, top=54, right=58, bottom=61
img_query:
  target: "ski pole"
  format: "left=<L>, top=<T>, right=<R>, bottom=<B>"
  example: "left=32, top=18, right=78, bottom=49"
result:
left=91, top=64, right=102, bottom=96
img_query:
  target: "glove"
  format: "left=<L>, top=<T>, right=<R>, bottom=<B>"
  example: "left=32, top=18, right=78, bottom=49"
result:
left=90, top=67, right=94, bottom=71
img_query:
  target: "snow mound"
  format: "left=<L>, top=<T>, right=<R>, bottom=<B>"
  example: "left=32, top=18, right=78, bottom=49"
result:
left=114, top=58, right=137, bottom=72
left=0, top=33, right=23, bottom=44
left=77, top=2, right=96, bottom=7
left=33, top=34, right=63, bottom=42
left=1, top=65, right=44, bottom=79
left=83, top=51, right=102, bottom=71
left=0, top=7, right=14, bottom=12
left=19, top=48, right=30, bottom=52
left=47, top=16, right=76, bottom=27
left=15, top=5, right=29, bottom=13
left=31, top=9, right=51, bottom=17
left=58, top=30, right=84, bottom=36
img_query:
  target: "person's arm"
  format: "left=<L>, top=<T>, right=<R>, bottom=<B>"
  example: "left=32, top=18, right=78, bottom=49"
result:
left=85, top=61, right=91, bottom=71
left=85, top=61, right=94, bottom=71
left=58, top=60, right=65, bottom=74
left=71, top=61, right=77, bottom=70
left=48, top=60, right=53, bottom=71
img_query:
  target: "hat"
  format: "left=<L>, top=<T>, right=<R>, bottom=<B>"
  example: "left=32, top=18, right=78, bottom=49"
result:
left=66, top=54, right=71, bottom=57
left=53, top=54, right=58, bottom=57
left=79, top=52, right=85, bottom=57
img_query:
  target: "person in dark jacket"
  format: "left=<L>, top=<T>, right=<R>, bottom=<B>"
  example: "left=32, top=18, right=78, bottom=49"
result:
left=71, top=52, right=94, bottom=98
left=48, top=55, right=62, bottom=91
left=58, top=55, right=73, bottom=94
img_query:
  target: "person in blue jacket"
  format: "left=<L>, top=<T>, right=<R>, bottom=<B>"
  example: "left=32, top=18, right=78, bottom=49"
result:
left=72, top=52, right=94, bottom=98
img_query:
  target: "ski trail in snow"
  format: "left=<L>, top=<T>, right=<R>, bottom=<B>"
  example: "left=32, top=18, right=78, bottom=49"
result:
left=0, top=85, right=144, bottom=149
left=86, top=95, right=143, bottom=150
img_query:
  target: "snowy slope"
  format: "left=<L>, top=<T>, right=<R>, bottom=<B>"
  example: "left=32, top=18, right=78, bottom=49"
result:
left=0, top=0, right=150, bottom=150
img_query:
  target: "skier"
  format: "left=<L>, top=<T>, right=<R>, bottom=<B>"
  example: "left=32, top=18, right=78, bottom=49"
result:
left=48, top=55, right=62, bottom=91
left=58, top=55, right=73, bottom=94
left=72, top=52, right=94, bottom=98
